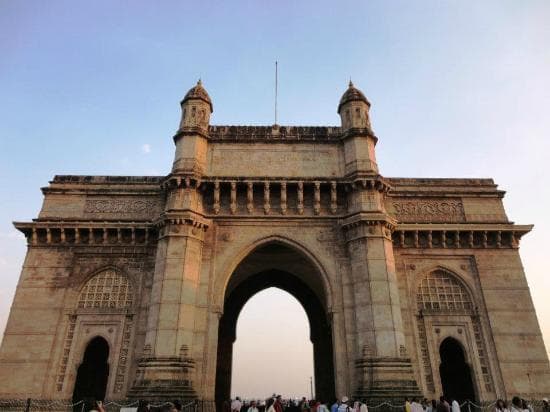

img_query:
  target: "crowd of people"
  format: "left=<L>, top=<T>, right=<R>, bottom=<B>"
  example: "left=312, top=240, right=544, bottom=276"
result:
left=223, top=395, right=550, bottom=412
left=74, top=394, right=550, bottom=412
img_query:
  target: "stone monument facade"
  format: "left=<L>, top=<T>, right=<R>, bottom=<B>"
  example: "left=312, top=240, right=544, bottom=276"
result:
left=0, top=80, right=548, bottom=404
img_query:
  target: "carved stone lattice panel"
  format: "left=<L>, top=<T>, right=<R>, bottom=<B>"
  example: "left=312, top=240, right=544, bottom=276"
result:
left=78, top=270, right=133, bottom=309
left=390, top=198, right=465, bottom=223
left=417, top=270, right=472, bottom=312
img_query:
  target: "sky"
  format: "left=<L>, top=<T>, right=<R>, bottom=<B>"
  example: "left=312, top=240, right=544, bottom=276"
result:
left=1, top=0, right=550, bottom=399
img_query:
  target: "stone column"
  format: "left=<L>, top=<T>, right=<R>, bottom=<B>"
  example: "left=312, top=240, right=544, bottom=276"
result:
left=342, top=179, right=420, bottom=402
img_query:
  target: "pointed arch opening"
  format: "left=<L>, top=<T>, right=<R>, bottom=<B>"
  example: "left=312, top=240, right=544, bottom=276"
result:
left=215, top=242, right=335, bottom=406
left=72, top=336, right=110, bottom=404
left=439, top=337, right=476, bottom=403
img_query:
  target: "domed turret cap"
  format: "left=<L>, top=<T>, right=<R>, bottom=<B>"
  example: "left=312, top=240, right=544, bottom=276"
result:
left=337, top=81, right=370, bottom=113
left=181, top=79, right=213, bottom=112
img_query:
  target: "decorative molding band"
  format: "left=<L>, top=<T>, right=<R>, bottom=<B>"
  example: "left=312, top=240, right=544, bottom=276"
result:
left=84, top=199, right=160, bottom=215
left=390, top=198, right=465, bottom=223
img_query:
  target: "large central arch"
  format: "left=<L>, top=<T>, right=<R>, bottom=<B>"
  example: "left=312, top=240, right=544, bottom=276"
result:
left=215, top=242, right=336, bottom=404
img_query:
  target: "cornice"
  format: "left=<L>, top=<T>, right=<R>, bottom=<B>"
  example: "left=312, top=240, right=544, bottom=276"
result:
left=13, top=220, right=157, bottom=247
left=392, top=223, right=532, bottom=249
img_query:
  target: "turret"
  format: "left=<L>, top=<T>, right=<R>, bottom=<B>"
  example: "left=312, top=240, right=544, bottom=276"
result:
left=338, top=80, right=372, bottom=132
left=172, top=80, right=213, bottom=175
left=338, top=81, right=378, bottom=175
left=178, top=79, right=212, bottom=132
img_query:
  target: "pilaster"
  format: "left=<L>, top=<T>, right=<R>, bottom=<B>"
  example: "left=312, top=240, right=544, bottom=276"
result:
left=342, top=177, right=421, bottom=401
left=129, top=176, right=211, bottom=400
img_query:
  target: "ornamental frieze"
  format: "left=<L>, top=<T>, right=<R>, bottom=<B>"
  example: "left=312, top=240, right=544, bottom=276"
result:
left=390, top=198, right=465, bottom=223
left=84, top=198, right=161, bottom=217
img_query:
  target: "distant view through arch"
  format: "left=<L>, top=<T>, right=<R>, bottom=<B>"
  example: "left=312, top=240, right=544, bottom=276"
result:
left=231, top=288, right=314, bottom=399
left=215, top=242, right=335, bottom=407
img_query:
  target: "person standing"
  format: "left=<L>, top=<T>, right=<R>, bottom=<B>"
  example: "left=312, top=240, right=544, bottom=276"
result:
left=338, top=397, right=351, bottom=412
left=542, top=398, right=550, bottom=412
left=275, top=396, right=284, bottom=412
left=311, top=400, right=321, bottom=412
left=331, top=399, right=340, bottom=412
left=232, top=398, right=243, bottom=412
left=411, top=398, right=423, bottom=412
left=495, top=399, right=509, bottom=412
left=248, top=400, right=260, bottom=412
left=266, top=398, right=276, bottom=412
left=521, top=399, right=533, bottom=412
left=509, top=397, right=523, bottom=412
left=451, top=399, right=460, bottom=412
left=359, top=399, right=368, bottom=412
left=405, top=399, right=412, bottom=412
left=318, top=400, right=329, bottom=412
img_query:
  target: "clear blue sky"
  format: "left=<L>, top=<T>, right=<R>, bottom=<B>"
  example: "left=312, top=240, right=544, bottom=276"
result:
left=1, top=0, right=549, bottom=398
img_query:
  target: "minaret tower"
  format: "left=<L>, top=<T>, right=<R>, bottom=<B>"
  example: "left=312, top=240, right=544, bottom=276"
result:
left=130, top=81, right=213, bottom=400
left=338, top=82, right=421, bottom=401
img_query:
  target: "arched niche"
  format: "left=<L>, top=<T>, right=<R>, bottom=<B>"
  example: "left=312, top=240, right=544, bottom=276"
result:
left=414, top=269, right=489, bottom=401
left=439, top=337, right=476, bottom=403
left=72, top=336, right=110, bottom=404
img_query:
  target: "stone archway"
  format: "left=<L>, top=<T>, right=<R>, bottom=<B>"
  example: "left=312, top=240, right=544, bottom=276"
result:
left=439, top=337, right=476, bottom=403
left=215, top=242, right=335, bottom=405
left=72, top=336, right=110, bottom=404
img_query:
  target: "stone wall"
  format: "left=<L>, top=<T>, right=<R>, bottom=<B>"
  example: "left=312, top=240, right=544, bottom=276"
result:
left=1, top=170, right=549, bottom=401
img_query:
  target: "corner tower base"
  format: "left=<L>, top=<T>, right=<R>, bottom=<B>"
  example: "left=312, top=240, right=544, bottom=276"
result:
left=355, top=357, right=422, bottom=403
left=128, top=357, right=197, bottom=401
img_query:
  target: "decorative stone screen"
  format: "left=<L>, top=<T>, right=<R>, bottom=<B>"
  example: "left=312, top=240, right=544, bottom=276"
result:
left=417, top=270, right=472, bottom=312
left=77, top=269, right=133, bottom=309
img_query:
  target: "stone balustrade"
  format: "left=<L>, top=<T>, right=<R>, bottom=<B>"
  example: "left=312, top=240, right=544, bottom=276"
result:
left=201, top=179, right=343, bottom=216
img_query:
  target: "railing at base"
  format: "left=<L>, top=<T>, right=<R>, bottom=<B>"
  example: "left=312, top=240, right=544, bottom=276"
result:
left=0, top=400, right=546, bottom=412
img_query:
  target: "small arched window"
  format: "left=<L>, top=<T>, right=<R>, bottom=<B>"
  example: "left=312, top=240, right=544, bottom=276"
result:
left=77, top=269, right=133, bottom=309
left=417, top=270, right=472, bottom=312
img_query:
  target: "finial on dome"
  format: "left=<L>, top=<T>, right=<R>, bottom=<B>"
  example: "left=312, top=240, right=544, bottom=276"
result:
left=338, top=81, right=370, bottom=114
left=181, top=79, right=213, bottom=113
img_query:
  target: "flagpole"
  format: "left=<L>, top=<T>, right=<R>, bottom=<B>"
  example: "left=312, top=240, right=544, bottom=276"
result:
left=275, top=61, right=278, bottom=125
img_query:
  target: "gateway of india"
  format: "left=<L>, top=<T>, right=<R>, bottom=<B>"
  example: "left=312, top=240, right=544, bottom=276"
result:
left=0, top=80, right=549, bottom=405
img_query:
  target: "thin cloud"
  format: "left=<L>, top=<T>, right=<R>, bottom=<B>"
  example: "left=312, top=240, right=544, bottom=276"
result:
left=141, top=143, right=151, bottom=154
left=0, top=231, right=24, bottom=239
